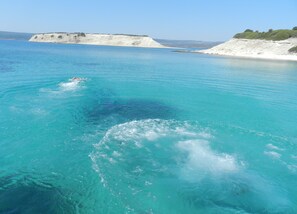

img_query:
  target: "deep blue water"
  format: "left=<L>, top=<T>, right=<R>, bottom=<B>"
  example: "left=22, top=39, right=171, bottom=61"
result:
left=1, top=40, right=297, bottom=213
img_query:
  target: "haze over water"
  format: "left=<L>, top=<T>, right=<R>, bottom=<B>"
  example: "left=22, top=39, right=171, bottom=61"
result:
left=1, top=40, right=297, bottom=213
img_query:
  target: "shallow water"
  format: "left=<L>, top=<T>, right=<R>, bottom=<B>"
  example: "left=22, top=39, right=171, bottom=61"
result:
left=1, top=40, right=297, bottom=213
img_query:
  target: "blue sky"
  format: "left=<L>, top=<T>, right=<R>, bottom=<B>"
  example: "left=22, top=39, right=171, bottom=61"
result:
left=1, top=0, right=296, bottom=41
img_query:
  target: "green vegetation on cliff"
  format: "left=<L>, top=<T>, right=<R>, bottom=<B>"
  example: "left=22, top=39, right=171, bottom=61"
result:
left=234, top=27, right=297, bottom=41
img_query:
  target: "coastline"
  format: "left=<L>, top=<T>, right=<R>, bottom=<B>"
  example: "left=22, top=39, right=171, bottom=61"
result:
left=196, top=38, right=297, bottom=62
left=29, top=33, right=166, bottom=48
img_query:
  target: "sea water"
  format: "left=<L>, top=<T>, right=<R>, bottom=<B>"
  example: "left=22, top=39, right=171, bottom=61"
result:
left=0, top=40, right=297, bottom=213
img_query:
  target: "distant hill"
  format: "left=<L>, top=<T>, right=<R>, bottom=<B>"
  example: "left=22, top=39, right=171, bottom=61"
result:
left=156, top=39, right=222, bottom=49
left=0, top=31, right=33, bottom=40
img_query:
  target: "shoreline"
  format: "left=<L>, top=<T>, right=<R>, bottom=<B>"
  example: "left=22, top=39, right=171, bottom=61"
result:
left=196, top=38, right=297, bottom=62
left=195, top=51, right=297, bottom=62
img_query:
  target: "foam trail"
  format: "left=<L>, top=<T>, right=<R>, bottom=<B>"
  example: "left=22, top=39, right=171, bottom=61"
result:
left=59, top=77, right=86, bottom=91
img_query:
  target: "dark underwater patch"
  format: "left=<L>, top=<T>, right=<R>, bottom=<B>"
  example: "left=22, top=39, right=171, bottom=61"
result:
left=0, top=60, right=19, bottom=73
left=0, top=175, right=75, bottom=214
left=85, top=98, right=174, bottom=124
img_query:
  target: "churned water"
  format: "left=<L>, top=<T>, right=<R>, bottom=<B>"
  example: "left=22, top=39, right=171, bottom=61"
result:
left=1, top=40, right=297, bottom=213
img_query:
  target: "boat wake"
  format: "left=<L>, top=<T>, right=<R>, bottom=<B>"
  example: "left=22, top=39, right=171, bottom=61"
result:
left=90, top=119, right=291, bottom=213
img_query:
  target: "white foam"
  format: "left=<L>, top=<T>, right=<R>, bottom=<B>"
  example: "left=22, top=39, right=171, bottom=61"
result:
left=40, top=78, right=86, bottom=94
left=90, top=119, right=292, bottom=213
left=112, top=151, right=121, bottom=157
left=92, top=119, right=241, bottom=184
left=264, top=151, right=281, bottom=159
left=97, top=119, right=211, bottom=146
left=144, top=130, right=160, bottom=141
left=59, top=79, right=81, bottom=91
left=266, top=143, right=284, bottom=151
left=92, top=119, right=215, bottom=187
left=176, top=140, right=239, bottom=179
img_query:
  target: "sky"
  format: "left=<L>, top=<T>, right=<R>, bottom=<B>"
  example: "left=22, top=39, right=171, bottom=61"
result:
left=1, top=0, right=296, bottom=41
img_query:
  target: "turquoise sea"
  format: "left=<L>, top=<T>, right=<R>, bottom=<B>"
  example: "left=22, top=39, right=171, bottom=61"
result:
left=1, top=40, right=297, bottom=213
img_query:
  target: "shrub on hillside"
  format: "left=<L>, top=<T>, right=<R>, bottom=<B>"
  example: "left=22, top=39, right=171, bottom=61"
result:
left=58, top=35, right=63, bottom=39
left=269, top=30, right=291, bottom=40
left=290, top=28, right=297, bottom=38
left=293, top=26, right=297, bottom=30
left=234, top=28, right=297, bottom=40
left=76, top=32, right=86, bottom=37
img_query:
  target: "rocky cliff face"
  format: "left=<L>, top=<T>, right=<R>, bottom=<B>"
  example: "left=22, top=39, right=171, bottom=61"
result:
left=29, top=33, right=165, bottom=48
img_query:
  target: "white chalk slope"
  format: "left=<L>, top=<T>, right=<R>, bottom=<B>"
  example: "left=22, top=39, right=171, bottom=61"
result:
left=29, top=33, right=165, bottom=48
left=198, top=38, right=297, bottom=61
